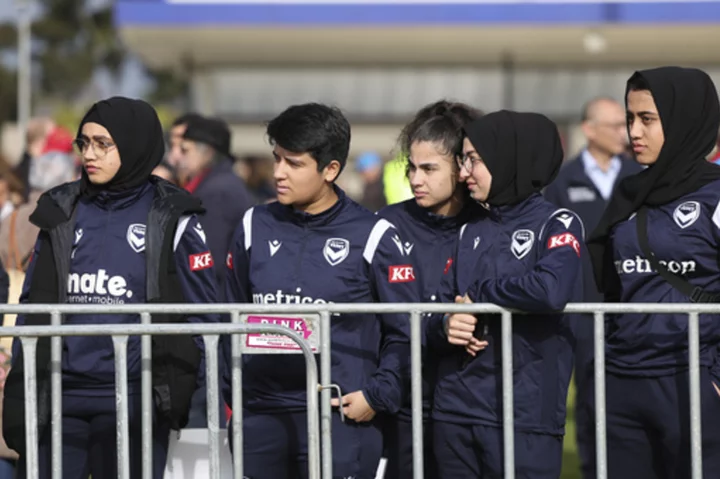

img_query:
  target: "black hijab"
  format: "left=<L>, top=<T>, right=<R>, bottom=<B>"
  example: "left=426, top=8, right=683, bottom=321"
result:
left=77, top=96, right=165, bottom=195
left=463, top=110, right=564, bottom=206
left=588, top=67, right=720, bottom=293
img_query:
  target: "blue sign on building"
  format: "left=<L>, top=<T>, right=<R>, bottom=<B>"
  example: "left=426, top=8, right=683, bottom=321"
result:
left=116, top=1, right=720, bottom=26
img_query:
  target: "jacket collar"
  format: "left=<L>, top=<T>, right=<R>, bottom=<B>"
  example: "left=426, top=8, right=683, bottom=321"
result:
left=406, top=198, right=485, bottom=231
left=488, top=193, right=544, bottom=222
left=87, top=182, right=153, bottom=211
left=281, top=185, right=348, bottom=227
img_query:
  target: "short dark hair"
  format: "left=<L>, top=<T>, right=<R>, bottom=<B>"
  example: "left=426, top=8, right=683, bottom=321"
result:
left=627, top=73, right=652, bottom=93
left=172, top=112, right=203, bottom=128
left=266, top=103, right=351, bottom=174
left=398, top=100, right=483, bottom=160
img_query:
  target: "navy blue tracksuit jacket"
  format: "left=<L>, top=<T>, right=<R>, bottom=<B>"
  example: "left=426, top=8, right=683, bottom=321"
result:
left=377, top=199, right=484, bottom=478
left=377, top=199, right=485, bottom=419
left=607, top=179, right=720, bottom=377
left=13, top=183, right=219, bottom=393
left=222, top=188, right=421, bottom=415
left=602, top=179, right=720, bottom=479
left=430, top=193, right=583, bottom=434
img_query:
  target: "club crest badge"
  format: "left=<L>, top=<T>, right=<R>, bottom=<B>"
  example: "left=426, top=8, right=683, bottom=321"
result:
left=323, top=238, right=350, bottom=266
left=127, top=224, right=146, bottom=253
left=511, top=229, right=535, bottom=260
left=673, top=201, right=700, bottom=229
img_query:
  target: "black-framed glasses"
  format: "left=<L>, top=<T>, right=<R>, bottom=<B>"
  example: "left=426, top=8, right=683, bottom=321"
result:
left=456, top=153, right=483, bottom=172
left=72, top=137, right=117, bottom=159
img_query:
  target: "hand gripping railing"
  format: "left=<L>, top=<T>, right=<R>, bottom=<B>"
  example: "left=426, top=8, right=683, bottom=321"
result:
left=0, top=302, right=715, bottom=479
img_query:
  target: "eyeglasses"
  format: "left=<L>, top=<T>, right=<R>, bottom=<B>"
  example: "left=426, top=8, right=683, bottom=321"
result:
left=73, top=137, right=117, bottom=159
left=456, top=153, right=483, bottom=172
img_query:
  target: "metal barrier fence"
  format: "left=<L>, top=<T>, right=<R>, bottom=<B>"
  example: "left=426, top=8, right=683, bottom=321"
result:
left=0, top=302, right=715, bottom=479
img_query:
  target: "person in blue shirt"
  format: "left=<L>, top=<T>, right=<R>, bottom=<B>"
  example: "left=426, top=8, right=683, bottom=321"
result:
left=544, top=97, right=643, bottom=479
left=222, top=103, right=420, bottom=479
left=2, top=97, right=219, bottom=479
left=588, top=67, right=720, bottom=479
left=377, top=99, right=483, bottom=478
left=430, top=110, right=583, bottom=478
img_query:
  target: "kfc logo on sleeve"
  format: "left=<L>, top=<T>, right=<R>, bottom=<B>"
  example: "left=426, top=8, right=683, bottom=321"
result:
left=226, top=252, right=233, bottom=270
left=190, top=251, right=214, bottom=271
left=389, top=265, right=416, bottom=283
left=547, top=233, right=581, bottom=257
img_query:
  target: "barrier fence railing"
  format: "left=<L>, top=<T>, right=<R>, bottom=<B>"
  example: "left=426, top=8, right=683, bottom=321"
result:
left=0, top=302, right=715, bottom=479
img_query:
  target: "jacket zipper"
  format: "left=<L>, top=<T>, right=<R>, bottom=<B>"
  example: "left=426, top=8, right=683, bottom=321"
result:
left=294, top=224, right=309, bottom=286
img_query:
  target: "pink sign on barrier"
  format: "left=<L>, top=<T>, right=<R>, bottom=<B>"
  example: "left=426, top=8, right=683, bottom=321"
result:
left=243, top=315, right=319, bottom=353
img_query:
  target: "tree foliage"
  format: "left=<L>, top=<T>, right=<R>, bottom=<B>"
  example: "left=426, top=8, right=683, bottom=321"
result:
left=0, top=0, right=187, bottom=129
left=32, top=0, right=126, bottom=98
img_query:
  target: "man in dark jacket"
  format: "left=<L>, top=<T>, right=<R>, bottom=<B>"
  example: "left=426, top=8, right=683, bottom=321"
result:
left=544, top=97, right=643, bottom=479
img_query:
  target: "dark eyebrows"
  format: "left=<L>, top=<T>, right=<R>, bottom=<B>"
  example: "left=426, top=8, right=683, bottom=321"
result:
left=628, top=110, right=658, bottom=117
left=273, top=151, right=304, bottom=164
left=417, top=161, right=439, bottom=169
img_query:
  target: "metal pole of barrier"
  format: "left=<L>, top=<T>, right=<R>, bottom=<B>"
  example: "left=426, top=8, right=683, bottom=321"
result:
left=688, top=312, right=702, bottom=479
left=113, top=335, right=131, bottom=479
left=410, top=311, right=424, bottom=479
left=320, top=311, right=332, bottom=479
left=594, top=312, right=607, bottom=479
left=230, top=312, right=243, bottom=479
left=501, top=310, right=514, bottom=479
left=22, top=337, right=39, bottom=479
left=204, top=334, right=221, bottom=479
left=50, top=311, right=62, bottom=479
left=305, top=326, right=321, bottom=479
left=141, top=312, right=153, bottom=479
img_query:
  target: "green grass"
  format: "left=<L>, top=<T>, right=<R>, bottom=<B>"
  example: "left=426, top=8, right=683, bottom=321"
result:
left=560, top=378, right=582, bottom=479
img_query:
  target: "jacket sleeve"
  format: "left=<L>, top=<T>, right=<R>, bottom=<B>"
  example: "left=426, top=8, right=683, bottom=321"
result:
left=363, top=219, right=421, bottom=414
left=10, top=235, right=42, bottom=362
left=221, top=208, right=254, bottom=407
left=173, top=215, right=222, bottom=392
left=468, top=212, right=584, bottom=313
left=173, top=215, right=221, bottom=343
left=195, top=190, right=253, bottom=300
left=224, top=212, right=253, bottom=305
